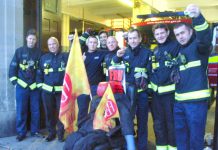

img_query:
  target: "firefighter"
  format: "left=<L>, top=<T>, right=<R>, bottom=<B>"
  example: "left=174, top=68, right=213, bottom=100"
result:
left=98, top=30, right=108, bottom=51
left=150, top=23, right=179, bottom=150
left=9, top=29, right=43, bottom=141
left=173, top=4, right=212, bottom=150
left=112, top=29, right=152, bottom=150
left=77, top=36, right=108, bottom=125
left=37, top=37, right=68, bottom=142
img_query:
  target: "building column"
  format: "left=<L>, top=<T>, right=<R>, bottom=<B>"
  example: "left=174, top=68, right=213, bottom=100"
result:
left=61, top=14, right=70, bottom=51
left=0, top=0, right=24, bottom=137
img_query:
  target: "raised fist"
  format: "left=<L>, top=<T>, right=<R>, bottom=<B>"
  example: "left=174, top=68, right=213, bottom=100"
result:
left=184, top=4, right=200, bottom=18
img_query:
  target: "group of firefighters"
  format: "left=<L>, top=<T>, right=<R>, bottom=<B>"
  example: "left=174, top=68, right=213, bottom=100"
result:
left=8, top=3, right=215, bottom=150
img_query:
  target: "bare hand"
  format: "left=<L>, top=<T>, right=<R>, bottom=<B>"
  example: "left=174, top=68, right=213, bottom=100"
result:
left=68, top=34, right=74, bottom=41
left=184, top=4, right=200, bottom=18
left=117, top=47, right=126, bottom=57
left=82, top=52, right=86, bottom=61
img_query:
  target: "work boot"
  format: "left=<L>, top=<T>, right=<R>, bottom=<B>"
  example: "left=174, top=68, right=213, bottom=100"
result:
left=45, top=134, right=56, bottom=142
left=16, top=134, right=26, bottom=142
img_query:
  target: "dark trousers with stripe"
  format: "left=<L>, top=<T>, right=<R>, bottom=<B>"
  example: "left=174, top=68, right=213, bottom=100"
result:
left=174, top=100, right=208, bottom=150
left=16, top=84, right=40, bottom=136
left=41, top=91, right=64, bottom=137
left=151, top=93, right=176, bottom=147
left=136, top=91, right=149, bottom=150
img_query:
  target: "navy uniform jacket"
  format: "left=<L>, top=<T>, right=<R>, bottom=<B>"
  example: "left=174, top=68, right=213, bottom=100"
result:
left=84, top=50, right=108, bottom=86
left=37, top=51, right=68, bottom=93
left=9, top=46, right=42, bottom=90
left=112, top=44, right=152, bottom=91
left=175, top=14, right=212, bottom=102
left=150, top=39, right=179, bottom=95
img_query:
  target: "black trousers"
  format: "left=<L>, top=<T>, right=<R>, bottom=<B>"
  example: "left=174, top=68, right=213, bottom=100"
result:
left=41, top=91, right=64, bottom=137
left=151, top=93, right=176, bottom=147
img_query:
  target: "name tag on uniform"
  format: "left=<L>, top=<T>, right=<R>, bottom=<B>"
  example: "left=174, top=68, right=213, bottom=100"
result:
left=94, top=56, right=99, bottom=59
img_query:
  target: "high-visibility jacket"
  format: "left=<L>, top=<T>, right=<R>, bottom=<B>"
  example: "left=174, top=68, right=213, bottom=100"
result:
left=208, top=53, right=218, bottom=87
left=9, top=46, right=42, bottom=90
left=112, top=44, right=152, bottom=92
left=36, top=51, right=68, bottom=93
left=175, top=14, right=212, bottom=102
left=150, top=39, right=179, bottom=95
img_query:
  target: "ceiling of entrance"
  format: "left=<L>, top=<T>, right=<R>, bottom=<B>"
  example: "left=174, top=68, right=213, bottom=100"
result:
left=61, top=0, right=218, bottom=24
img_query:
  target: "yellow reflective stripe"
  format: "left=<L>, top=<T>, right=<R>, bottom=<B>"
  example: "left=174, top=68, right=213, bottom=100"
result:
left=10, top=76, right=17, bottom=82
left=137, top=89, right=143, bottom=92
left=19, top=64, right=28, bottom=70
left=134, top=67, right=147, bottom=72
left=179, top=60, right=201, bottom=71
left=111, top=60, right=120, bottom=66
left=158, top=84, right=175, bottom=94
left=17, top=79, right=28, bottom=88
left=58, top=68, right=65, bottom=72
left=194, top=21, right=209, bottom=31
left=168, top=145, right=177, bottom=150
left=42, top=83, right=53, bottom=92
left=54, top=86, right=62, bottom=92
left=208, top=55, right=218, bottom=63
left=175, top=89, right=210, bottom=101
left=37, top=83, right=42, bottom=88
left=79, top=36, right=87, bottom=42
left=149, top=82, right=158, bottom=92
left=29, top=82, right=37, bottom=90
left=156, top=145, right=168, bottom=150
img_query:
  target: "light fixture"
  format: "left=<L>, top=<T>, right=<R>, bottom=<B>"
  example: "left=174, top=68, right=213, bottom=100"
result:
left=118, top=0, right=134, bottom=7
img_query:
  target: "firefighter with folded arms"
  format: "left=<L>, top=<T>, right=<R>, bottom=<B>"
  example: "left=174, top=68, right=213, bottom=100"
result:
left=112, top=29, right=152, bottom=150
left=172, top=4, right=212, bottom=150
left=37, top=37, right=68, bottom=142
left=9, top=29, right=43, bottom=141
left=150, top=23, right=179, bottom=150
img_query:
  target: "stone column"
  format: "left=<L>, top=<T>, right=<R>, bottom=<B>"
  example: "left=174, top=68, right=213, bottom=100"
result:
left=0, top=0, right=23, bottom=137
left=61, top=14, right=70, bottom=52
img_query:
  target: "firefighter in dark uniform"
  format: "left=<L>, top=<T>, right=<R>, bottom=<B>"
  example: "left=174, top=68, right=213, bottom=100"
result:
left=98, top=30, right=108, bottom=51
left=173, top=4, right=212, bottom=150
left=150, top=24, right=179, bottom=150
left=37, top=37, right=67, bottom=142
left=104, top=36, right=136, bottom=150
left=112, top=29, right=152, bottom=150
left=77, top=36, right=108, bottom=126
left=9, top=29, right=43, bottom=141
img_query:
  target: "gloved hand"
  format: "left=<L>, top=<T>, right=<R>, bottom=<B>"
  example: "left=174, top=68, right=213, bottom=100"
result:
left=134, top=72, right=148, bottom=90
left=170, top=69, right=180, bottom=83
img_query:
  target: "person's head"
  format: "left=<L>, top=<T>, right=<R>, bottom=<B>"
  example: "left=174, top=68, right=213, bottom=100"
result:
left=106, top=36, right=118, bottom=51
left=86, top=36, right=98, bottom=52
left=98, top=30, right=108, bottom=48
left=47, top=37, right=60, bottom=54
left=26, top=29, right=37, bottom=48
left=127, top=29, right=142, bottom=49
left=173, top=23, right=193, bottom=45
left=152, top=24, right=170, bottom=44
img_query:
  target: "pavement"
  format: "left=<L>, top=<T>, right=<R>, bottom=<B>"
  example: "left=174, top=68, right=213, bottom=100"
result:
left=0, top=131, right=64, bottom=150
left=0, top=101, right=215, bottom=150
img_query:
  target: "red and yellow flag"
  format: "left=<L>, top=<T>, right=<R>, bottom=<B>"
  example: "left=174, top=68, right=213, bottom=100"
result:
left=59, top=29, right=90, bottom=133
left=93, top=84, right=120, bottom=132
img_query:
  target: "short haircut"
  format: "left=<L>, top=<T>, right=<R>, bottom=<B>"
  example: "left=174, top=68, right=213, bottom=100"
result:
left=152, top=23, right=169, bottom=33
left=26, top=28, right=37, bottom=37
left=98, top=30, right=108, bottom=37
left=128, top=29, right=142, bottom=39
left=173, top=22, right=192, bottom=31
left=48, top=37, right=59, bottom=47
left=86, top=36, right=98, bottom=45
